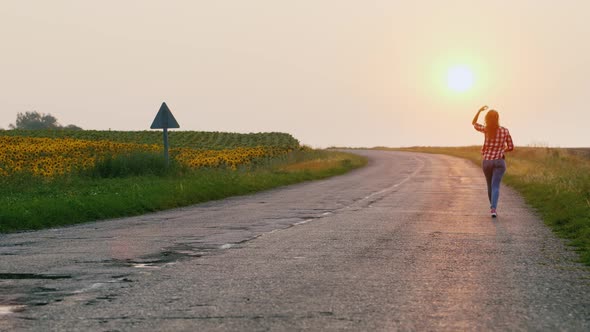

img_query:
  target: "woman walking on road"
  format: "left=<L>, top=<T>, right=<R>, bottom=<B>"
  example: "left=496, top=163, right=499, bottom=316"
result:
left=472, top=106, right=514, bottom=218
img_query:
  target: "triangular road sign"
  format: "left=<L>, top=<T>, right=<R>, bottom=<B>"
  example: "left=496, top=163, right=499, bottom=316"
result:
left=150, top=102, right=180, bottom=129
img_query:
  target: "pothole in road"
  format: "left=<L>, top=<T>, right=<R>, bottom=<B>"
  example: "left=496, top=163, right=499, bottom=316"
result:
left=0, top=273, right=72, bottom=280
left=119, top=241, right=241, bottom=269
left=115, top=248, right=202, bottom=269
left=1, top=284, right=69, bottom=310
left=85, top=293, right=119, bottom=306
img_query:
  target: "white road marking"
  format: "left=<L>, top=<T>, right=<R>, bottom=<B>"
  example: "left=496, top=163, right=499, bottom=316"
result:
left=0, top=305, right=25, bottom=315
left=294, top=219, right=314, bottom=226
left=72, top=282, right=106, bottom=294
left=132, top=263, right=158, bottom=269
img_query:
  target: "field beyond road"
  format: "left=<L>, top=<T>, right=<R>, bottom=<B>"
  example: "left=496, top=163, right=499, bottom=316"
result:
left=376, top=146, right=590, bottom=265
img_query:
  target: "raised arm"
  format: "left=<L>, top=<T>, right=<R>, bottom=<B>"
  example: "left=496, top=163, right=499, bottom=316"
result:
left=472, top=105, right=488, bottom=125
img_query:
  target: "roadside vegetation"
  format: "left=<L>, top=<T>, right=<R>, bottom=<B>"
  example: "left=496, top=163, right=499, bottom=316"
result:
left=0, top=130, right=366, bottom=233
left=382, top=146, right=590, bottom=265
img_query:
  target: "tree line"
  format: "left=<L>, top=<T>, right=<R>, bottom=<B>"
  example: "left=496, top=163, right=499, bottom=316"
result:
left=3, top=111, right=82, bottom=130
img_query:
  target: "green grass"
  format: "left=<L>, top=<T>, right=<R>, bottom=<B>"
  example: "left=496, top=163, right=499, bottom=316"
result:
left=0, top=150, right=367, bottom=233
left=379, top=146, right=590, bottom=266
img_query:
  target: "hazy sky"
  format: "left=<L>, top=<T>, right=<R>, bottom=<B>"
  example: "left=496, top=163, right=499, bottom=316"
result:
left=1, top=1, right=589, bottom=147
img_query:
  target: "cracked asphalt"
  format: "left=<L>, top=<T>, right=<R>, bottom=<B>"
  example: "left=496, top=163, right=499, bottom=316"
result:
left=1, top=150, right=589, bottom=331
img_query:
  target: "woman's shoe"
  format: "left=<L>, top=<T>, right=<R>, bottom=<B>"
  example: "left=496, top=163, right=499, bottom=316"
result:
left=491, top=208, right=497, bottom=218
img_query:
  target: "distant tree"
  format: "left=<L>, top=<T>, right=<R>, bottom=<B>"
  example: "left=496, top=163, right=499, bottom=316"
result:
left=63, top=124, right=83, bottom=131
left=9, top=111, right=61, bottom=130
left=9, top=111, right=83, bottom=130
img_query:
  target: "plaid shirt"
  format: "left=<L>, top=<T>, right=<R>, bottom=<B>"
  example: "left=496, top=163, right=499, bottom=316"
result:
left=474, top=123, right=514, bottom=160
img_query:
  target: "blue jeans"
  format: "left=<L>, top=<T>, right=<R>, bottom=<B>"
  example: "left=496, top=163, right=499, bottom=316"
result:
left=482, top=159, right=506, bottom=209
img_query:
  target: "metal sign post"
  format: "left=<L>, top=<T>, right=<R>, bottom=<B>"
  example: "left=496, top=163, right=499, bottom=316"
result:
left=150, top=102, right=180, bottom=165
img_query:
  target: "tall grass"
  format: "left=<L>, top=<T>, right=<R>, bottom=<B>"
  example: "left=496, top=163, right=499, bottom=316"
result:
left=0, top=150, right=367, bottom=233
left=385, top=146, right=590, bottom=265
left=86, top=151, right=185, bottom=178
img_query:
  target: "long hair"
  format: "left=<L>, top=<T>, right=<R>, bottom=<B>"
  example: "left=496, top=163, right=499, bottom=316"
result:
left=485, top=110, right=500, bottom=140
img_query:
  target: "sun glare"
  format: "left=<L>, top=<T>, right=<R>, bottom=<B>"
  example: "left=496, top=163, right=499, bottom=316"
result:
left=447, top=66, right=474, bottom=92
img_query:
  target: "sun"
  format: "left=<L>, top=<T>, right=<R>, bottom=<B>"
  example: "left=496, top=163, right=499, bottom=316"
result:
left=447, top=65, right=474, bottom=92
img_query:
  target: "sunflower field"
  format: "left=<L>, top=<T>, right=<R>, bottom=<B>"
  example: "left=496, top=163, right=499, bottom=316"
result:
left=1, top=130, right=300, bottom=150
left=0, top=132, right=297, bottom=178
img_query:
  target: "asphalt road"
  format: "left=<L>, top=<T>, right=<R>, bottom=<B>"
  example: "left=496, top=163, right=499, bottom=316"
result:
left=1, top=150, right=589, bottom=331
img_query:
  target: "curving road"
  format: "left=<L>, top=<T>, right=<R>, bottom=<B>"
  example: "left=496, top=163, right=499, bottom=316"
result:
left=1, top=150, right=589, bottom=331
